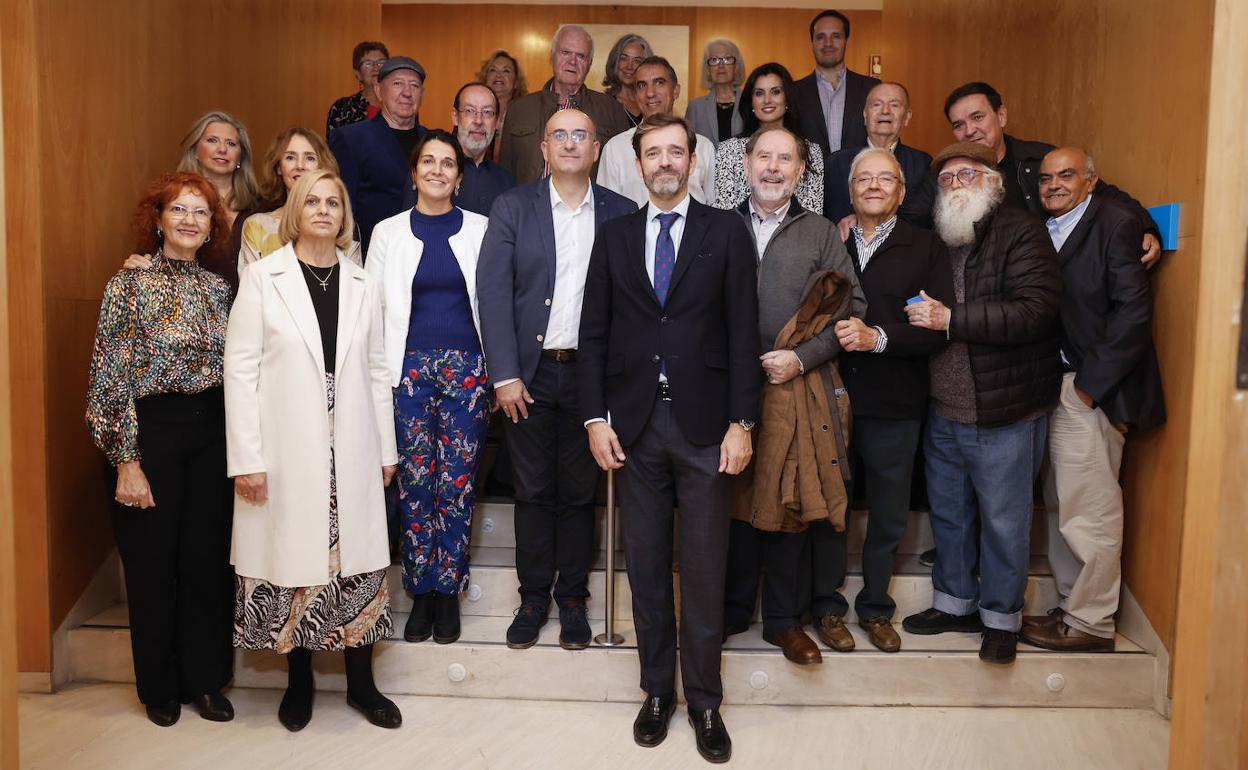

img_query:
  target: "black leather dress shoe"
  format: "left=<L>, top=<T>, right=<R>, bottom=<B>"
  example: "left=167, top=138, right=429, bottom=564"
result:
left=632, top=692, right=676, bottom=747
left=278, top=687, right=314, bottom=732
left=190, top=691, right=234, bottom=722
left=145, top=699, right=181, bottom=727
left=687, top=708, right=732, bottom=763
left=347, top=694, right=403, bottom=729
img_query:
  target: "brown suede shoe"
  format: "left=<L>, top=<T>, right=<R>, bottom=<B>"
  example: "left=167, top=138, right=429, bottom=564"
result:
left=859, top=617, right=901, bottom=652
left=815, top=614, right=856, bottom=652
left=762, top=626, right=823, bottom=665
left=1020, top=619, right=1115, bottom=652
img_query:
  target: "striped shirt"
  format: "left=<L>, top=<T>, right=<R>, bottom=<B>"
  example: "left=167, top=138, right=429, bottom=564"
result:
left=851, top=215, right=898, bottom=272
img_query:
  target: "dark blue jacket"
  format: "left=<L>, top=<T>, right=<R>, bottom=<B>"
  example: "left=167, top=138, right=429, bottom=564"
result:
left=476, top=179, right=636, bottom=385
left=328, top=113, right=422, bottom=257
left=824, top=142, right=935, bottom=229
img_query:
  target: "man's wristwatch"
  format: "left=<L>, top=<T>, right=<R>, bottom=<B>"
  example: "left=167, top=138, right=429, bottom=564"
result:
left=736, top=420, right=756, bottom=432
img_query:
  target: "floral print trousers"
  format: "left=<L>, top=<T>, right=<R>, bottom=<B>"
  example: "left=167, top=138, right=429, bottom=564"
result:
left=394, top=348, right=490, bottom=595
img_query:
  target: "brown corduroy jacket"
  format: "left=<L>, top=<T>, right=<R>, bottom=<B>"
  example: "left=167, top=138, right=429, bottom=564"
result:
left=733, top=270, right=854, bottom=533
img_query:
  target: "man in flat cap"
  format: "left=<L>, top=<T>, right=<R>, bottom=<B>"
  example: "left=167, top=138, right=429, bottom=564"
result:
left=329, top=55, right=429, bottom=256
left=901, top=142, right=1062, bottom=666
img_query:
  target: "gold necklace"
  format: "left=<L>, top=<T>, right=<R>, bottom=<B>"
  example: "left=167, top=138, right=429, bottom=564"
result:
left=299, top=259, right=335, bottom=291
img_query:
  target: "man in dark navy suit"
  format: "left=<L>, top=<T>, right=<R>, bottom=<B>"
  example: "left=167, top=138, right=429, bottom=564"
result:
left=476, top=109, right=636, bottom=652
left=578, top=113, right=759, bottom=764
left=795, top=9, right=880, bottom=159
left=329, top=55, right=427, bottom=256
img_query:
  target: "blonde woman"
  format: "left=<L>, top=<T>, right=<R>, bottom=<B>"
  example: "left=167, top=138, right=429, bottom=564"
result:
left=225, top=169, right=400, bottom=731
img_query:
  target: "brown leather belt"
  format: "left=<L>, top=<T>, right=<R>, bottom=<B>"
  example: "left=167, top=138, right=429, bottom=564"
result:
left=541, top=348, right=577, bottom=362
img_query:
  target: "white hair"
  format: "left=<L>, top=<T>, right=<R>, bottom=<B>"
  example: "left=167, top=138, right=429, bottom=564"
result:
left=551, top=25, right=595, bottom=65
left=934, top=170, right=1005, bottom=247
left=847, top=147, right=906, bottom=186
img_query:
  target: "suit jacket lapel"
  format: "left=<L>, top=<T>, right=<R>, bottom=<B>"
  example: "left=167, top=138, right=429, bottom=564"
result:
left=625, top=208, right=660, bottom=307
left=1059, top=195, right=1101, bottom=264
left=334, top=256, right=367, bottom=373
left=667, top=201, right=708, bottom=300
left=270, top=247, right=327, bottom=374
left=533, top=182, right=558, bottom=297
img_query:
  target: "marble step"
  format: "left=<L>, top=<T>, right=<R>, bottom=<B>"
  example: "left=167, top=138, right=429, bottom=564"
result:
left=69, top=609, right=1153, bottom=708
left=471, top=500, right=1050, bottom=556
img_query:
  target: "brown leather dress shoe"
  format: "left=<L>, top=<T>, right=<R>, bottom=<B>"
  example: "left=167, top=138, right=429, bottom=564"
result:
left=815, top=614, right=855, bottom=652
left=762, top=626, right=823, bottom=665
left=859, top=617, right=901, bottom=652
left=1022, top=607, right=1062, bottom=628
left=1021, top=619, right=1115, bottom=652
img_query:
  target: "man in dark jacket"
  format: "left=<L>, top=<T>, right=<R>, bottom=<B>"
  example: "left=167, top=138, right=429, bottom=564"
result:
left=900, top=142, right=1062, bottom=665
left=943, top=81, right=1161, bottom=268
left=816, top=147, right=952, bottom=653
left=794, top=9, right=880, bottom=158
left=1022, top=147, right=1165, bottom=652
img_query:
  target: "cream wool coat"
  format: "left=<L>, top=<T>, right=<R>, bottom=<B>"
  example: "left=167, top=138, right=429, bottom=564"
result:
left=225, top=243, right=398, bottom=587
left=365, top=207, right=489, bottom=386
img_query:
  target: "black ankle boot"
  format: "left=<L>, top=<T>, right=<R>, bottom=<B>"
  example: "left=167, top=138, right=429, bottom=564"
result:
left=343, top=644, right=402, bottom=729
left=279, top=648, right=314, bottom=732
left=404, top=592, right=435, bottom=642
left=433, top=592, right=461, bottom=644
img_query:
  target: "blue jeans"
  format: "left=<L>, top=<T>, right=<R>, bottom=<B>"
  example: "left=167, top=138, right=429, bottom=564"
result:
left=924, top=412, right=1048, bottom=631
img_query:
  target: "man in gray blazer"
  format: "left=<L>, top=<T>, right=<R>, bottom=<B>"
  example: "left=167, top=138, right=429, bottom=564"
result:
left=723, top=125, right=865, bottom=664
left=476, top=109, right=636, bottom=651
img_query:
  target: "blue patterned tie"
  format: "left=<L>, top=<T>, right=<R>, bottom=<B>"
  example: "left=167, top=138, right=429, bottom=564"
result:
left=653, top=212, right=679, bottom=306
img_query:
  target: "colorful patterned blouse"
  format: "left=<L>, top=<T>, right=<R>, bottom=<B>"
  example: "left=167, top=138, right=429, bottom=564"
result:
left=326, top=90, right=370, bottom=137
left=85, top=253, right=232, bottom=465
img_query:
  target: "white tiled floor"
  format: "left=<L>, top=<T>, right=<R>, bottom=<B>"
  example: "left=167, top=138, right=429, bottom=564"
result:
left=20, top=683, right=1169, bottom=769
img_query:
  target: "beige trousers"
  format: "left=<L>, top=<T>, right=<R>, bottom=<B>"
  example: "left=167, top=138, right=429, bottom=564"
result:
left=1042, top=373, right=1127, bottom=638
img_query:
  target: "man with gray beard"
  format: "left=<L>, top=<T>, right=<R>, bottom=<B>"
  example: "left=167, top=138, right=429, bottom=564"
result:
left=901, top=142, right=1062, bottom=665
left=451, top=82, right=516, bottom=216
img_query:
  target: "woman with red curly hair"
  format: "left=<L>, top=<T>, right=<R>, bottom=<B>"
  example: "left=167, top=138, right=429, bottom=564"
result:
left=85, top=171, right=237, bottom=727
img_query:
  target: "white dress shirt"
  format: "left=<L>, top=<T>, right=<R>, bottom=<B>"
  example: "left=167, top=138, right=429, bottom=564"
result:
left=1046, top=193, right=1093, bottom=251
left=545, top=177, right=597, bottom=349
left=597, top=127, right=717, bottom=208
left=748, top=198, right=791, bottom=259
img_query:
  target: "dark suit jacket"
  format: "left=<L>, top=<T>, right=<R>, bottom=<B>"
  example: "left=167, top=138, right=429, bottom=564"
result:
left=795, top=69, right=880, bottom=159
left=578, top=198, right=761, bottom=447
left=841, top=219, right=953, bottom=420
left=328, top=114, right=422, bottom=256
left=1056, top=195, right=1165, bottom=432
left=476, top=179, right=637, bottom=385
left=824, top=142, right=935, bottom=229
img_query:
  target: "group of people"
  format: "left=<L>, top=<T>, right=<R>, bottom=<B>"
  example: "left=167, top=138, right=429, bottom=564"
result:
left=84, top=9, right=1166, bottom=764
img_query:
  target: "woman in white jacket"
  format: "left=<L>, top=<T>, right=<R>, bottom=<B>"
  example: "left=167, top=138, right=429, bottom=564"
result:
left=225, top=169, right=401, bottom=731
left=366, top=130, right=490, bottom=647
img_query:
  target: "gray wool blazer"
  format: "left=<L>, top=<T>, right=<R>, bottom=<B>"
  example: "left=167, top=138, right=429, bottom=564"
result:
left=685, top=91, right=743, bottom=147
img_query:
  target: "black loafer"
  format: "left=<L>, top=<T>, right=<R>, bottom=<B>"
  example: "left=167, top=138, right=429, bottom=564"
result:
left=979, top=628, right=1018, bottom=665
left=687, top=708, right=732, bottom=763
left=145, top=699, right=181, bottom=727
left=632, top=692, right=676, bottom=747
left=902, top=607, right=984, bottom=635
left=278, top=687, right=314, bottom=732
left=190, top=691, right=234, bottom=722
left=347, top=694, right=403, bottom=729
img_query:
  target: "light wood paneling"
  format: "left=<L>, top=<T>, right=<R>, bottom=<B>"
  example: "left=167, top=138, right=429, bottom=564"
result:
left=4, top=0, right=382, bottom=675
left=1168, top=0, right=1248, bottom=763
left=882, top=0, right=1213, bottom=655
left=382, top=4, right=881, bottom=131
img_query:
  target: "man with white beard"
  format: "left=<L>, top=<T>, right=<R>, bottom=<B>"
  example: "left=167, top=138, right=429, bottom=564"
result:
left=451, top=82, right=516, bottom=215
left=900, top=141, right=1062, bottom=665
left=721, top=126, right=863, bottom=666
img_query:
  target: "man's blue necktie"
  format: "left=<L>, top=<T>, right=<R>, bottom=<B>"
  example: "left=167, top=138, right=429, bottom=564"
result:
left=653, top=212, right=679, bottom=305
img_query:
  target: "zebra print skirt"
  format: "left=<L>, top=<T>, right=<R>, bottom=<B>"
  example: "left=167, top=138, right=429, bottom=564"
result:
left=233, top=373, right=393, bottom=652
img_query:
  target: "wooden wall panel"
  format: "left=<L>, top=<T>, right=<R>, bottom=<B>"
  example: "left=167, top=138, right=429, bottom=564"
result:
left=882, top=0, right=1213, bottom=653
left=7, top=0, right=382, bottom=672
left=381, top=4, right=882, bottom=131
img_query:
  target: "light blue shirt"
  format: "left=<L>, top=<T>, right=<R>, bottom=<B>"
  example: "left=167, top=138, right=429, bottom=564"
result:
left=1046, top=193, right=1093, bottom=251
left=815, top=66, right=847, bottom=153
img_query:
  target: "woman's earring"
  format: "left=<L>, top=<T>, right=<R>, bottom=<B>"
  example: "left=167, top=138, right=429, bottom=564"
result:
left=204, top=234, right=211, bottom=243
left=156, top=228, right=163, bottom=239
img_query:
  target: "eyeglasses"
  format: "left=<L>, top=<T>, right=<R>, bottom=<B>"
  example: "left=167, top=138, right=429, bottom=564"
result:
left=167, top=204, right=211, bottom=221
left=359, top=58, right=387, bottom=70
left=937, top=168, right=983, bottom=188
left=852, top=173, right=901, bottom=189
left=707, top=56, right=737, bottom=66
left=458, top=106, right=497, bottom=121
left=547, top=128, right=590, bottom=144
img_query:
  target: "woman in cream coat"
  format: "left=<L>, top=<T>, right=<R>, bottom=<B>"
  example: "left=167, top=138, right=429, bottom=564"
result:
left=225, top=169, right=401, bottom=732
left=366, top=130, right=490, bottom=647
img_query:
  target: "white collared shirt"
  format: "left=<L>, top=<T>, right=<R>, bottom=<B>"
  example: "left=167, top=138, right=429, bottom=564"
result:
left=596, top=127, right=718, bottom=207
left=644, top=194, right=692, bottom=284
left=545, top=177, right=597, bottom=349
left=1046, top=193, right=1093, bottom=252
left=748, top=198, right=791, bottom=260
